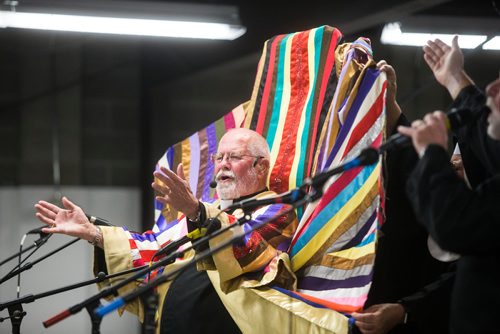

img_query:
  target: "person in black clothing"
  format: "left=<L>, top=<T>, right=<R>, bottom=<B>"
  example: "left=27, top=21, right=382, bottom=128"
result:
left=397, top=65, right=500, bottom=334
left=353, top=36, right=500, bottom=334
left=422, top=36, right=500, bottom=186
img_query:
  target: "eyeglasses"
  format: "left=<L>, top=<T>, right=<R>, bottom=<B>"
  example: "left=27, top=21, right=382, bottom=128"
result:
left=210, top=152, right=262, bottom=164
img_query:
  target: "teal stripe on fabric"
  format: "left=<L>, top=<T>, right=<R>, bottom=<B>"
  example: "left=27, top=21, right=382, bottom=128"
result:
left=357, top=230, right=376, bottom=247
left=297, top=27, right=324, bottom=187
left=266, top=33, right=292, bottom=149
left=290, top=163, right=376, bottom=257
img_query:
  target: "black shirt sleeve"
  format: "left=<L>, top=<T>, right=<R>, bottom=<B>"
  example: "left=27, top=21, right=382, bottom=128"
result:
left=407, top=144, right=500, bottom=255
left=452, top=85, right=500, bottom=187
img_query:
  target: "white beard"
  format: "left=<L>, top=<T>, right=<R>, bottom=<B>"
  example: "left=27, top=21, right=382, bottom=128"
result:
left=215, top=167, right=258, bottom=200
left=216, top=179, right=239, bottom=200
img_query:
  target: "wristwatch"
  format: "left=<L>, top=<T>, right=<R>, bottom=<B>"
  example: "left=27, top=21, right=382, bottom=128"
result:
left=88, top=225, right=102, bottom=246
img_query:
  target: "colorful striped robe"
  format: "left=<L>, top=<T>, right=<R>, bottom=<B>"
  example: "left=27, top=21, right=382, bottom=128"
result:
left=95, top=25, right=387, bottom=334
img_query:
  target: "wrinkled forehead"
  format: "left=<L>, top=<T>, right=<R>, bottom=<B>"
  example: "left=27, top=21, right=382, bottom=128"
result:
left=217, top=132, right=250, bottom=153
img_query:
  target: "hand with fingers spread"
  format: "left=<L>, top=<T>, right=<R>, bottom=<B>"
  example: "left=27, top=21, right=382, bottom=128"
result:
left=34, top=196, right=96, bottom=242
left=377, top=60, right=401, bottom=134
left=152, top=163, right=200, bottom=220
left=423, top=36, right=473, bottom=99
left=398, top=111, right=449, bottom=156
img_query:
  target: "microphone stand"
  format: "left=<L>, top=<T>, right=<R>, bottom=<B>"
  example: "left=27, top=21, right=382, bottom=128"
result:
left=93, top=147, right=380, bottom=320
left=0, top=304, right=25, bottom=334
left=41, top=220, right=253, bottom=329
left=0, top=265, right=149, bottom=334
left=0, top=238, right=81, bottom=285
left=93, top=209, right=297, bottom=319
left=0, top=234, right=51, bottom=267
left=303, top=147, right=379, bottom=200
left=1, top=217, right=113, bottom=268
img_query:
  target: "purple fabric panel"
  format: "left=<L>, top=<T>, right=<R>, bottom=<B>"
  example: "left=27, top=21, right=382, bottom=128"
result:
left=298, top=273, right=373, bottom=291
left=202, top=123, right=217, bottom=201
left=189, top=133, right=200, bottom=193
left=323, top=67, right=378, bottom=169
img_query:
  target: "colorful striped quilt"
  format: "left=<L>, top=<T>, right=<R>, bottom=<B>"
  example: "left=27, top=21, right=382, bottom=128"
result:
left=142, top=25, right=386, bottom=331
left=289, top=43, right=386, bottom=312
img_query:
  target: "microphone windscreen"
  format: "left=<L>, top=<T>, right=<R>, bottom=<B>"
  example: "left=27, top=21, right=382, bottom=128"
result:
left=86, top=215, right=114, bottom=226
left=194, top=218, right=221, bottom=252
left=205, top=218, right=221, bottom=234
left=209, top=180, right=217, bottom=188
left=26, top=226, right=47, bottom=235
left=359, top=148, right=379, bottom=166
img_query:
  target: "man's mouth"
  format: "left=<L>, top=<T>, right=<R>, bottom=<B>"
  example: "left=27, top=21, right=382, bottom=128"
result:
left=218, top=175, right=234, bottom=182
left=217, top=173, right=235, bottom=183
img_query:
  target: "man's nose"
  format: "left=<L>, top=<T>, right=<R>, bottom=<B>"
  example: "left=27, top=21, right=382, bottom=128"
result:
left=219, top=157, right=232, bottom=168
left=215, top=162, right=231, bottom=174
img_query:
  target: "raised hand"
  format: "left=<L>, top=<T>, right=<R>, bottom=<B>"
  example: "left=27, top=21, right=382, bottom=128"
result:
left=398, top=111, right=449, bottom=156
left=423, top=36, right=472, bottom=99
left=377, top=60, right=401, bottom=133
left=34, top=196, right=95, bottom=242
left=152, top=163, right=199, bottom=220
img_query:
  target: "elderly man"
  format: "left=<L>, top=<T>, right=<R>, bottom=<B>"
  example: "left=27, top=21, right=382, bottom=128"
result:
left=396, top=75, right=500, bottom=334
left=35, top=128, right=298, bottom=334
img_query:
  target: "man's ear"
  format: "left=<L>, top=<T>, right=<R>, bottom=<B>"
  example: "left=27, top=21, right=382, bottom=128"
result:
left=257, top=158, right=270, bottom=174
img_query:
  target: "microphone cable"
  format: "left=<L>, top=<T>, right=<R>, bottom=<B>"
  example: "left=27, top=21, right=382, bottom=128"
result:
left=17, top=236, right=22, bottom=298
left=15, top=231, right=52, bottom=297
left=4, top=232, right=52, bottom=284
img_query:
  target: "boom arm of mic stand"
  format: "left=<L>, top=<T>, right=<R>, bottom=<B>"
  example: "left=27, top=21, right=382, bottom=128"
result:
left=0, top=238, right=80, bottom=285
left=303, top=147, right=379, bottom=201
left=0, top=265, right=148, bottom=334
left=0, top=234, right=51, bottom=267
left=95, top=194, right=314, bottom=318
left=42, top=215, right=252, bottom=328
left=52, top=181, right=326, bottom=327
left=93, top=151, right=380, bottom=317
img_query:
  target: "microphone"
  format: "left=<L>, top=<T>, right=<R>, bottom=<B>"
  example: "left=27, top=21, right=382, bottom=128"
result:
left=209, top=178, right=217, bottom=188
left=153, top=218, right=221, bottom=259
left=379, top=107, right=477, bottom=153
left=85, top=214, right=113, bottom=227
left=303, top=147, right=379, bottom=192
left=26, top=226, right=49, bottom=235
left=225, top=188, right=306, bottom=212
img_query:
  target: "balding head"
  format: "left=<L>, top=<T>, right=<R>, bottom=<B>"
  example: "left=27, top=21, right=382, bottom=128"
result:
left=219, top=128, right=270, bottom=160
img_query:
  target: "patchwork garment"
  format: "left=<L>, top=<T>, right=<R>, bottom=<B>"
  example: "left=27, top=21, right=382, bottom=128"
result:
left=95, top=25, right=387, bottom=334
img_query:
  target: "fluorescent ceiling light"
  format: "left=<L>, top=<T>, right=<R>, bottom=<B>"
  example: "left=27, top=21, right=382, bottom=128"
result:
left=381, top=15, right=500, bottom=51
left=0, top=0, right=246, bottom=40
left=0, top=11, right=246, bottom=39
left=381, top=22, right=490, bottom=49
left=483, top=36, right=500, bottom=50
